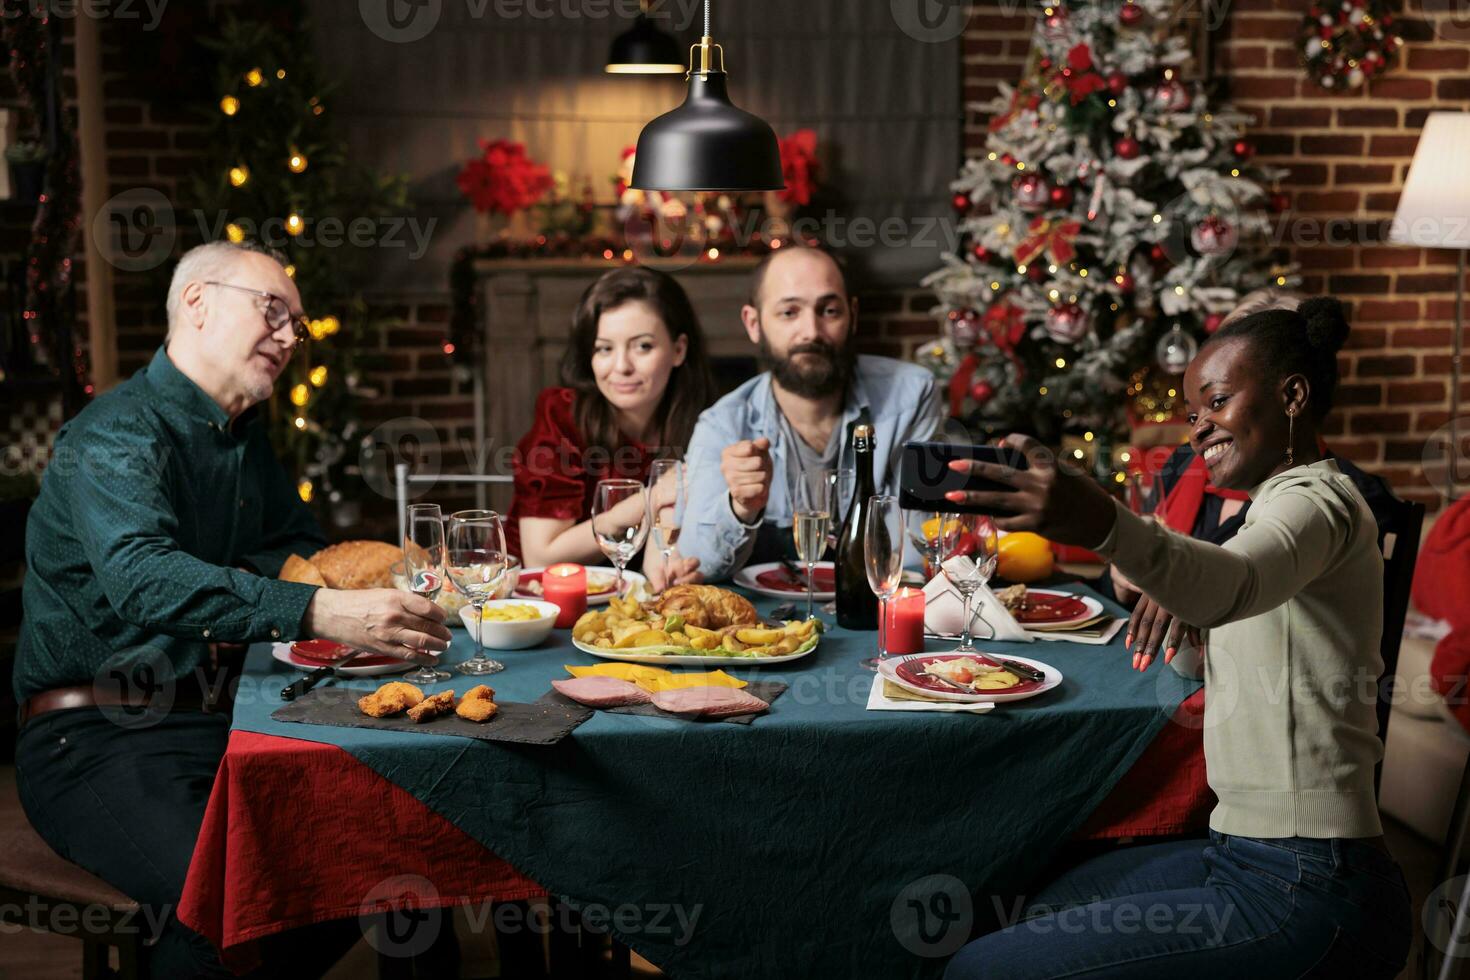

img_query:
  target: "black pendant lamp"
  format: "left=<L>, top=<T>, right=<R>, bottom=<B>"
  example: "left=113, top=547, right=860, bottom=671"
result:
left=605, top=12, right=684, bottom=74
left=629, top=1, right=784, bottom=192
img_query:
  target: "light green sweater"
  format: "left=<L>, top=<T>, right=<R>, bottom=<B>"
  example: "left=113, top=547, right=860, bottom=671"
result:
left=1095, top=459, right=1385, bottom=839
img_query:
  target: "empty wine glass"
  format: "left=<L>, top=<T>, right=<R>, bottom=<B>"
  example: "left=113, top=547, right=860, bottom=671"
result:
left=863, top=494, right=904, bottom=671
left=825, top=467, right=854, bottom=555
left=789, top=467, right=834, bottom=622
left=445, top=509, right=508, bottom=675
left=403, top=503, right=451, bottom=684
left=592, top=479, right=649, bottom=599
left=647, top=459, right=685, bottom=595
left=941, top=514, right=1000, bottom=654
left=905, top=509, right=967, bottom=582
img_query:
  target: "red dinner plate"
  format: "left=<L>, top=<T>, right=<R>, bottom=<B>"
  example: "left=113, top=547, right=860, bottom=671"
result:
left=516, top=570, right=616, bottom=597
left=1010, top=590, right=1090, bottom=625
left=287, top=640, right=400, bottom=669
left=754, top=566, right=836, bottom=593
left=894, top=654, right=1046, bottom=697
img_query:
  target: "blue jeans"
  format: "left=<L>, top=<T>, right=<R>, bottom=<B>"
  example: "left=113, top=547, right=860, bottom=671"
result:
left=944, top=832, right=1411, bottom=979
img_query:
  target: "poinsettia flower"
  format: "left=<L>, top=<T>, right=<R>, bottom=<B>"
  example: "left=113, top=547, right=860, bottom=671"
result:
left=777, top=129, right=820, bottom=206
left=456, top=139, right=553, bottom=215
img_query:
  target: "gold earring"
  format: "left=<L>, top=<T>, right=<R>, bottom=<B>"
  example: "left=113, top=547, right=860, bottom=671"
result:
left=1286, top=410, right=1296, bottom=467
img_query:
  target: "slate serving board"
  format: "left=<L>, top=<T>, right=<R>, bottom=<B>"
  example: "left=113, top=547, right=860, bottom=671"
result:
left=271, top=688, right=592, bottom=745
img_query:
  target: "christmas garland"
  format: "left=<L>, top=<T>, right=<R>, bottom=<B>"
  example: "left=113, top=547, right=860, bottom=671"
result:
left=1301, top=0, right=1402, bottom=90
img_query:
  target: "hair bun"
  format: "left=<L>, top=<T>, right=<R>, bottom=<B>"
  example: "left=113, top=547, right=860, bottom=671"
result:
left=1298, top=297, right=1350, bottom=354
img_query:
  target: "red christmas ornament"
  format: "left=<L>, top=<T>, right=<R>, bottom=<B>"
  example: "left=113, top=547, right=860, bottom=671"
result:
left=1106, top=71, right=1129, bottom=96
left=1114, top=136, right=1142, bottom=159
left=1149, top=243, right=1169, bottom=265
left=1013, top=173, right=1051, bottom=212
left=1000, top=153, right=1016, bottom=167
left=1026, top=263, right=1048, bottom=282
left=1045, top=303, right=1091, bottom=344
left=1232, top=140, right=1255, bottom=161
left=969, top=380, right=996, bottom=405
left=1190, top=214, right=1238, bottom=257
left=1270, top=192, right=1291, bottom=213
left=1119, top=2, right=1145, bottom=27
left=971, top=243, right=992, bottom=263
left=952, top=192, right=973, bottom=214
left=1204, top=313, right=1226, bottom=334
left=1049, top=185, right=1075, bottom=208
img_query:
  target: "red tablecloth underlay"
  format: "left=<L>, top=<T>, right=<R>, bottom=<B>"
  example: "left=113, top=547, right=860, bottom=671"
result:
left=178, top=688, right=1210, bottom=966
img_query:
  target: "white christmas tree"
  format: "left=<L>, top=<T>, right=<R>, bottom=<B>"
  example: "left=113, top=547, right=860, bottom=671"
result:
left=920, top=0, right=1296, bottom=442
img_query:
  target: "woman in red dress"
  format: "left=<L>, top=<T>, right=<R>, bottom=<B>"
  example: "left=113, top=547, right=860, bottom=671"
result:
left=507, top=267, right=714, bottom=589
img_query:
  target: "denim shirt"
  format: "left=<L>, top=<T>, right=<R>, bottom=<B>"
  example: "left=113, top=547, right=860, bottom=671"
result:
left=681, top=355, right=942, bottom=582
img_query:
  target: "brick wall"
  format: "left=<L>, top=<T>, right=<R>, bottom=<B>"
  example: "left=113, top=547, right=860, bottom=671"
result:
left=959, top=0, right=1464, bottom=513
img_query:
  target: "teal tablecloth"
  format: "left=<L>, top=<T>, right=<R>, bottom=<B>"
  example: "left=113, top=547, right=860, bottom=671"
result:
left=232, top=587, right=1199, bottom=979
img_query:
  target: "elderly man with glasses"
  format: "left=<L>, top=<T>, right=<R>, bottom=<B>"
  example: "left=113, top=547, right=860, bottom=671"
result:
left=13, top=240, right=451, bottom=978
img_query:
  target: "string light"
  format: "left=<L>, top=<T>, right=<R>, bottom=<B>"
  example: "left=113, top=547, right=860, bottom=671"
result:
left=225, top=223, right=245, bottom=243
left=285, top=213, right=304, bottom=236
left=220, top=96, right=240, bottom=116
left=309, top=365, right=328, bottom=387
left=297, top=479, right=314, bottom=502
left=288, top=149, right=308, bottom=173
left=245, top=67, right=264, bottom=87
left=290, top=383, right=310, bottom=407
left=276, top=68, right=286, bottom=79
left=228, top=165, right=250, bottom=187
left=284, top=264, right=296, bottom=278
left=293, top=416, right=307, bottom=430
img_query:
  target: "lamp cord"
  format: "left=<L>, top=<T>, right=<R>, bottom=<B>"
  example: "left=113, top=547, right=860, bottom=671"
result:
left=704, top=0, right=710, bottom=36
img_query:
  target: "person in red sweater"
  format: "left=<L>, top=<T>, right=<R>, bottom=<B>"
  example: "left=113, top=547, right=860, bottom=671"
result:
left=506, top=267, right=715, bottom=591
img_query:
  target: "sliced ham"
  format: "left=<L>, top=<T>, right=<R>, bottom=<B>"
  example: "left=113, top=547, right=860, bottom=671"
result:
left=650, top=686, right=770, bottom=718
left=551, top=676, right=653, bottom=708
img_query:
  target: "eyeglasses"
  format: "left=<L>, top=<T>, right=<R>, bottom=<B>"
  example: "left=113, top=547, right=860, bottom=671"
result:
left=204, top=281, right=311, bottom=345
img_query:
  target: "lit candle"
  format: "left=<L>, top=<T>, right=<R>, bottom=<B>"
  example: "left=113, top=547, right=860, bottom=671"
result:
left=543, top=563, right=587, bottom=628
left=885, top=587, right=926, bottom=656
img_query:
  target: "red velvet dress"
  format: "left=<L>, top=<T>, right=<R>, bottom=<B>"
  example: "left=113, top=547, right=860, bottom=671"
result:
left=505, top=387, right=655, bottom=561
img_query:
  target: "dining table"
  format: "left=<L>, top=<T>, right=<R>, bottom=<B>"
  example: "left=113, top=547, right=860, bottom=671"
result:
left=176, top=583, right=1208, bottom=979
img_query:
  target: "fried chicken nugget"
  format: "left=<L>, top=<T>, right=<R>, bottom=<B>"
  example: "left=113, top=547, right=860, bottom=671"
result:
left=406, top=689, right=456, bottom=723
left=455, top=684, right=499, bottom=723
left=357, top=681, right=424, bottom=718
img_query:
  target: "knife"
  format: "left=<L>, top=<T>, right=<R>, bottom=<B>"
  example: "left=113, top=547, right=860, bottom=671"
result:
left=280, top=648, right=369, bottom=701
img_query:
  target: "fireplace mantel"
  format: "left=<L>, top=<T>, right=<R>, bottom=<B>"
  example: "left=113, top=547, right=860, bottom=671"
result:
left=474, top=257, right=763, bottom=503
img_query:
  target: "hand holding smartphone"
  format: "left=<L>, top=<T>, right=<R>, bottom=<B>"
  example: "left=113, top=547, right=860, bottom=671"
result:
left=898, top=440, right=1029, bottom=516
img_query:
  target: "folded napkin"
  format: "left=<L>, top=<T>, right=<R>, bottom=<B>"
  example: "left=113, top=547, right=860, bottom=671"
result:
left=866, top=676, right=996, bottom=713
left=922, top=568, right=1030, bottom=643
left=1027, top=616, right=1126, bottom=645
left=564, top=663, right=747, bottom=693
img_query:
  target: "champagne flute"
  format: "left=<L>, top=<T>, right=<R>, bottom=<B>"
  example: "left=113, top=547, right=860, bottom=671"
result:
left=905, top=509, right=966, bottom=582
left=825, top=467, right=854, bottom=555
left=445, top=509, right=508, bottom=675
left=863, top=494, right=905, bottom=671
left=592, top=479, right=649, bottom=599
left=942, top=514, right=1000, bottom=653
left=789, top=467, right=834, bottom=622
left=646, top=459, right=685, bottom=596
left=403, top=503, right=451, bottom=684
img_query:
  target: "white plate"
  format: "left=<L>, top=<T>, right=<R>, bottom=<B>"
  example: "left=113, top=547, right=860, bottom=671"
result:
left=877, top=653, right=1062, bottom=704
left=733, top=561, right=836, bottom=601
left=515, top=566, right=646, bottom=606
left=270, top=643, right=415, bottom=678
left=1014, top=590, right=1106, bottom=631
left=571, top=636, right=817, bottom=667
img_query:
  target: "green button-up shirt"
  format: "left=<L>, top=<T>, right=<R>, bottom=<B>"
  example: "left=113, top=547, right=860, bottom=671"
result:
left=16, top=347, right=327, bottom=702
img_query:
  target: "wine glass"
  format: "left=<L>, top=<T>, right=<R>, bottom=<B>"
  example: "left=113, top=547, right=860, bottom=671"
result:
left=789, top=467, right=834, bottom=622
left=941, top=514, right=1000, bottom=654
left=905, top=509, right=967, bottom=582
left=863, top=494, right=905, bottom=671
left=825, top=467, right=854, bottom=555
left=445, top=509, right=508, bottom=675
left=403, top=503, right=451, bottom=684
left=592, top=479, right=649, bottom=599
left=646, top=459, right=685, bottom=596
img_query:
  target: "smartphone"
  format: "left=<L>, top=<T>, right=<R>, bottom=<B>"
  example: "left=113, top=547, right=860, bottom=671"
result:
left=898, top=440, right=1029, bottom=516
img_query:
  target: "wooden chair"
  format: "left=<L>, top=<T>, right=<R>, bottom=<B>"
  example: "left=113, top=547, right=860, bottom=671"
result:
left=0, top=793, right=145, bottom=978
left=1375, top=495, right=1425, bottom=797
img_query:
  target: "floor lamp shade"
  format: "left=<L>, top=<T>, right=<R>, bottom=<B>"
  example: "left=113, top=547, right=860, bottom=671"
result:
left=1389, top=112, right=1470, bottom=248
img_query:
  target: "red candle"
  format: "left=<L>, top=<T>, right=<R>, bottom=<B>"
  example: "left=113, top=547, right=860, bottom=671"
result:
left=885, top=588, right=926, bottom=656
left=543, top=563, right=587, bottom=628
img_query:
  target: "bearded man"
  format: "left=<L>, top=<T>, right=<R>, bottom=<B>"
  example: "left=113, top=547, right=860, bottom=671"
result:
left=681, top=245, right=941, bottom=580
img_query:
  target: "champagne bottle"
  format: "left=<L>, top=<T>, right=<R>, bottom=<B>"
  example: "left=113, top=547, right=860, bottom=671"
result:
left=835, top=423, right=878, bottom=630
